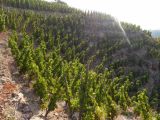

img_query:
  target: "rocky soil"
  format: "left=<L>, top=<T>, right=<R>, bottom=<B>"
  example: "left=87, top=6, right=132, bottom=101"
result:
left=0, top=32, right=69, bottom=120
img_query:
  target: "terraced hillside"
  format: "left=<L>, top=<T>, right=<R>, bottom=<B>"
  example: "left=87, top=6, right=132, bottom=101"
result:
left=0, top=0, right=160, bottom=120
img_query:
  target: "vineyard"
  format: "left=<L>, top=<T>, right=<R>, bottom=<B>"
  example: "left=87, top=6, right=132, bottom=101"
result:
left=0, top=0, right=160, bottom=120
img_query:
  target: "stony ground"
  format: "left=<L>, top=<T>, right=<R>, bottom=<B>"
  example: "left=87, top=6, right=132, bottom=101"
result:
left=0, top=32, right=68, bottom=120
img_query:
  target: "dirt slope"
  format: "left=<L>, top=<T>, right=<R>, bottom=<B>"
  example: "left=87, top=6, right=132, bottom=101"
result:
left=0, top=32, right=68, bottom=120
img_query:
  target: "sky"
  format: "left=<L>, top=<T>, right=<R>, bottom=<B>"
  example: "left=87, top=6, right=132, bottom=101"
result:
left=46, top=0, right=160, bottom=30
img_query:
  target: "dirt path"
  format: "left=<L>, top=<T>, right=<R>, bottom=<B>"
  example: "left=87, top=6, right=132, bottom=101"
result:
left=0, top=32, right=18, bottom=119
left=0, top=32, right=68, bottom=120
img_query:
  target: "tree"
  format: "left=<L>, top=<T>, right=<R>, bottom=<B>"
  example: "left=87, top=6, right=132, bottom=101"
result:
left=134, top=90, right=151, bottom=120
left=34, top=75, right=49, bottom=109
left=8, top=31, right=20, bottom=61
left=0, top=10, right=6, bottom=31
left=118, top=86, right=128, bottom=111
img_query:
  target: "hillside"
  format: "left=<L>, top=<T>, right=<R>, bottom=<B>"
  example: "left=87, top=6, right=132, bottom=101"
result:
left=0, top=0, right=160, bottom=120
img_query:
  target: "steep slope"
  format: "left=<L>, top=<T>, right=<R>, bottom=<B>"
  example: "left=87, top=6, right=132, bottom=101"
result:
left=0, top=32, right=15, bottom=119
left=0, top=0, right=160, bottom=119
left=0, top=31, right=69, bottom=120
